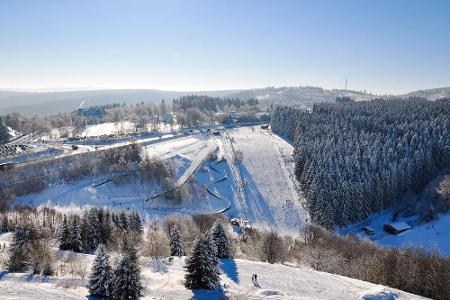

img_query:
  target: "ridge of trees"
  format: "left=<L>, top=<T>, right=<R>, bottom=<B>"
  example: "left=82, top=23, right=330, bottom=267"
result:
left=271, top=97, right=450, bottom=227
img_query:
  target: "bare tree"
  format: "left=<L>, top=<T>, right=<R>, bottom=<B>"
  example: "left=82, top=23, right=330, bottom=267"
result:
left=260, top=231, right=286, bottom=264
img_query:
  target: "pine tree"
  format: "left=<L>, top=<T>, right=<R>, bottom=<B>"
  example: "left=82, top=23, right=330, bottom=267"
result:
left=88, top=208, right=101, bottom=250
left=100, top=210, right=112, bottom=246
left=169, top=227, right=184, bottom=257
left=0, top=213, right=9, bottom=232
left=128, top=211, right=143, bottom=245
left=129, top=211, right=143, bottom=235
left=111, top=242, right=143, bottom=299
left=88, top=244, right=112, bottom=298
left=118, top=211, right=129, bottom=232
left=0, top=119, right=9, bottom=144
left=184, top=234, right=220, bottom=290
left=7, top=224, right=32, bottom=272
left=59, top=215, right=72, bottom=251
left=210, top=220, right=231, bottom=259
left=71, top=218, right=84, bottom=253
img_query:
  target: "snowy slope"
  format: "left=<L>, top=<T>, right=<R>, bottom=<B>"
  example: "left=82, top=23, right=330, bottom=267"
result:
left=400, top=86, right=450, bottom=100
left=81, top=121, right=136, bottom=137
left=0, top=257, right=425, bottom=300
left=341, top=210, right=450, bottom=255
left=225, top=127, right=308, bottom=233
left=11, top=127, right=307, bottom=233
left=13, top=134, right=221, bottom=219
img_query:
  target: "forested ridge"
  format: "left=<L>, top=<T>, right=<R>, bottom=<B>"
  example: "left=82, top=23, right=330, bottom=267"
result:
left=172, top=95, right=258, bottom=112
left=271, top=98, right=450, bottom=227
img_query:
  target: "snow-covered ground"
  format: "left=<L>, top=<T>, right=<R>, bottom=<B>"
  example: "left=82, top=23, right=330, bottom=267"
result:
left=225, top=127, right=308, bottom=233
left=0, top=256, right=425, bottom=300
left=341, top=173, right=450, bottom=255
left=12, top=127, right=307, bottom=235
left=341, top=210, right=450, bottom=255
left=14, top=135, right=218, bottom=217
left=81, top=121, right=136, bottom=137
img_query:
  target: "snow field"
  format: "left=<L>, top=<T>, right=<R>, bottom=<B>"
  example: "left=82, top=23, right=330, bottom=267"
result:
left=225, top=127, right=309, bottom=233
left=0, top=255, right=425, bottom=299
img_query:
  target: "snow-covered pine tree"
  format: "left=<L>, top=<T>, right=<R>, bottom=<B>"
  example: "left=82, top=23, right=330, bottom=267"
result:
left=7, top=224, right=31, bottom=272
left=88, top=244, right=112, bottom=298
left=210, top=220, right=231, bottom=259
left=71, top=218, right=84, bottom=253
left=169, top=227, right=184, bottom=257
left=99, top=210, right=112, bottom=246
left=184, top=234, right=220, bottom=290
left=129, top=211, right=143, bottom=233
left=0, top=213, right=9, bottom=232
left=88, top=208, right=101, bottom=250
left=59, top=215, right=72, bottom=251
left=0, top=119, right=9, bottom=144
left=128, top=211, right=143, bottom=244
left=118, top=211, right=129, bottom=232
left=111, top=242, right=143, bottom=299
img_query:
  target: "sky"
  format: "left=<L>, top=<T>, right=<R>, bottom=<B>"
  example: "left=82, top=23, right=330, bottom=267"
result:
left=1, top=0, right=450, bottom=94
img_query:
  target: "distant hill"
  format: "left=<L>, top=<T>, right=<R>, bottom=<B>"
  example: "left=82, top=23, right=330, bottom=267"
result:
left=226, top=86, right=375, bottom=107
left=1, top=85, right=449, bottom=116
left=0, top=89, right=241, bottom=116
left=400, top=87, right=450, bottom=100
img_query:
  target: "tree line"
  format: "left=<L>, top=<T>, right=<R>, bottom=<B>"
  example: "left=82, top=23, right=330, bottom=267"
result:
left=172, top=95, right=258, bottom=113
left=1, top=206, right=449, bottom=299
left=0, top=143, right=142, bottom=201
left=271, top=97, right=450, bottom=227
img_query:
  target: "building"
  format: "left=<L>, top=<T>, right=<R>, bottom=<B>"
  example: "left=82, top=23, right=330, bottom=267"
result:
left=361, top=226, right=375, bottom=235
left=0, top=162, right=15, bottom=171
left=77, top=106, right=106, bottom=118
left=383, top=222, right=411, bottom=235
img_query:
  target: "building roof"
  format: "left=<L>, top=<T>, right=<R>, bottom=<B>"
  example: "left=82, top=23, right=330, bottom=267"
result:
left=386, top=222, right=411, bottom=231
left=362, top=225, right=375, bottom=232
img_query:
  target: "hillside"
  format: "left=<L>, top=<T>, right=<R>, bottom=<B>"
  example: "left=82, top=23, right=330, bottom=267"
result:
left=0, top=253, right=425, bottom=300
left=400, top=87, right=450, bottom=100
left=2, top=85, right=450, bottom=116
left=0, top=89, right=240, bottom=116
left=227, top=86, right=375, bottom=106
left=0, top=86, right=376, bottom=116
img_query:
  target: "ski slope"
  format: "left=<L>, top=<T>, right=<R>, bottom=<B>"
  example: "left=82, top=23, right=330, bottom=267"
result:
left=0, top=257, right=425, bottom=300
left=13, top=134, right=223, bottom=219
left=225, top=126, right=308, bottom=233
left=11, top=127, right=308, bottom=233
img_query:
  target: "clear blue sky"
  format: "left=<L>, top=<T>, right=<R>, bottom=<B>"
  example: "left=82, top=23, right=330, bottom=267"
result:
left=1, top=0, right=449, bottom=94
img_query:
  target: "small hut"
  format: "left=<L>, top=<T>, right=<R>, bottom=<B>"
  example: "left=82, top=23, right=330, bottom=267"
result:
left=383, top=222, right=411, bottom=235
left=361, top=226, right=375, bottom=235
left=0, top=162, right=15, bottom=171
